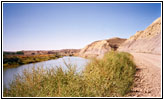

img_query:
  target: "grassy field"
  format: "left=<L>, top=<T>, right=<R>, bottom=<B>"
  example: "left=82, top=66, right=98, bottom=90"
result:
left=3, top=51, right=136, bottom=97
left=3, top=54, right=63, bottom=68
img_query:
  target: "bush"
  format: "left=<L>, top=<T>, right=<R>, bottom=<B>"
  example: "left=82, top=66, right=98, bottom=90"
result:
left=16, top=51, right=24, bottom=55
left=4, top=67, right=87, bottom=97
left=83, top=51, right=136, bottom=96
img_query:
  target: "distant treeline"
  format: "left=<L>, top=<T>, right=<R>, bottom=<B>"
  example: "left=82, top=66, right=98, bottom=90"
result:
left=3, top=49, right=80, bottom=68
left=3, top=51, right=24, bottom=55
left=4, top=49, right=80, bottom=56
left=3, top=53, right=62, bottom=68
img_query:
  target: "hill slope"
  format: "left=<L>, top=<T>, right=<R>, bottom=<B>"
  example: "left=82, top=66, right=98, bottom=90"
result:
left=79, top=37, right=126, bottom=58
left=118, top=17, right=161, bottom=54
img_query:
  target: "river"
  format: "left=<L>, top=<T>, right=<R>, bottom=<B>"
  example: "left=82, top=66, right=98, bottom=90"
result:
left=3, top=56, right=89, bottom=89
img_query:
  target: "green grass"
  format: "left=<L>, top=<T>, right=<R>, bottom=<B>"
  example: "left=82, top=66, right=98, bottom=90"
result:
left=3, top=54, right=63, bottom=68
left=3, top=51, right=136, bottom=97
left=83, top=51, right=136, bottom=96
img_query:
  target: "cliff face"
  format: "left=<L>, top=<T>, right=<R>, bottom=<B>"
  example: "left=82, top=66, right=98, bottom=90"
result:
left=79, top=37, right=126, bottom=58
left=118, top=17, right=161, bottom=54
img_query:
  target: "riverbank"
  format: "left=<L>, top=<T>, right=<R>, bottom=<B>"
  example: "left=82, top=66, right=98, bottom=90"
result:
left=3, top=56, right=88, bottom=89
left=3, top=51, right=136, bottom=97
left=3, top=54, right=63, bottom=68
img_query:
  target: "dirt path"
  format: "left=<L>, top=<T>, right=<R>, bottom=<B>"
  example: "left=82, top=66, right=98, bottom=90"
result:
left=129, top=53, right=161, bottom=97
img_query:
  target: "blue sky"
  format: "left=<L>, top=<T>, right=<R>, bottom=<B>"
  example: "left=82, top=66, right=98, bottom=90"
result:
left=3, top=3, right=161, bottom=51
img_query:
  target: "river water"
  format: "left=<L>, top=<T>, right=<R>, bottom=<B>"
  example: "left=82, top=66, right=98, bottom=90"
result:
left=3, top=56, right=89, bottom=89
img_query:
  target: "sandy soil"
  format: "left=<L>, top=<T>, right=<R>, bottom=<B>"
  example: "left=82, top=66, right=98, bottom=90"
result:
left=129, top=53, right=161, bottom=97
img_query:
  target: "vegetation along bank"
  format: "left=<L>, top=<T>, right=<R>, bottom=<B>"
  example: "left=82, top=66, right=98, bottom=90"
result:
left=4, top=51, right=136, bottom=97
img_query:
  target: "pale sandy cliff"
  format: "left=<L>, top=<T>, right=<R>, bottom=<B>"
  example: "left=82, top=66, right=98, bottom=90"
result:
left=118, top=17, right=161, bottom=54
left=79, top=37, right=126, bottom=58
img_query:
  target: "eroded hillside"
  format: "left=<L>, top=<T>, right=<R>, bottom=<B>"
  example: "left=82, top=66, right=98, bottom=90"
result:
left=79, top=37, right=126, bottom=58
left=118, top=17, right=161, bottom=54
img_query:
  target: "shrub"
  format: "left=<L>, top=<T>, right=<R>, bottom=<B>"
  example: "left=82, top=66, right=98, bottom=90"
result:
left=16, top=51, right=24, bottom=55
left=83, top=51, right=136, bottom=96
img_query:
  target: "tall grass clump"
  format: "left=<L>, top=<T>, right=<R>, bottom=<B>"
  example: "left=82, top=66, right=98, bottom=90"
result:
left=83, top=51, right=136, bottom=96
left=3, top=66, right=87, bottom=97
left=3, top=51, right=136, bottom=97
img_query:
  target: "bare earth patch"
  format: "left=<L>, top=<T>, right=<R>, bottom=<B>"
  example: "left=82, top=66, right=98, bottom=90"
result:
left=129, top=53, right=161, bottom=97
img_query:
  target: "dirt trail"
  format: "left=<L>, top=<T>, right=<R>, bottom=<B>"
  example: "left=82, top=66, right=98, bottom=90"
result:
left=129, top=53, right=161, bottom=97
